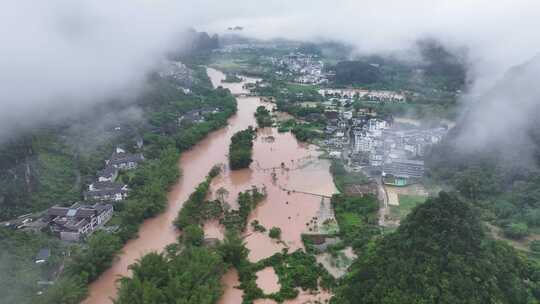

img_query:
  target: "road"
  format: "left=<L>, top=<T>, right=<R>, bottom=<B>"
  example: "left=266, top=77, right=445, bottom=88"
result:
left=375, top=177, right=390, bottom=227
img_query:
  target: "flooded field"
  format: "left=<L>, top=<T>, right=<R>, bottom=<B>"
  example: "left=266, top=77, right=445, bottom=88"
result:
left=83, top=68, right=336, bottom=304
left=256, top=267, right=281, bottom=294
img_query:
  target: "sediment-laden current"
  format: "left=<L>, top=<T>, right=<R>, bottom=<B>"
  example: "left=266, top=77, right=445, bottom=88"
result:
left=83, top=68, right=336, bottom=304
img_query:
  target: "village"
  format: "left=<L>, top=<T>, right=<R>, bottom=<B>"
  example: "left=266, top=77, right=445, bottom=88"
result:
left=314, top=91, right=449, bottom=228
left=14, top=58, right=448, bottom=280
left=322, top=106, right=447, bottom=186
left=3, top=3, right=536, bottom=303
left=270, top=52, right=408, bottom=102
left=3, top=144, right=145, bottom=252
left=271, top=52, right=328, bottom=84
left=0, top=50, right=453, bottom=303
left=265, top=51, right=446, bottom=187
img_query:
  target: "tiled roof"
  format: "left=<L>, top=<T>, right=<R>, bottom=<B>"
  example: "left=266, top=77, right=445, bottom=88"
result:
left=109, top=153, right=144, bottom=165
left=98, top=165, right=117, bottom=177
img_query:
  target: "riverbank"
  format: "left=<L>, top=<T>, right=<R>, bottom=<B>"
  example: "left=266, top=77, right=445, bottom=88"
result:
left=81, top=69, right=253, bottom=304
left=82, top=68, right=338, bottom=304
left=205, top=72, right=337, bottom=303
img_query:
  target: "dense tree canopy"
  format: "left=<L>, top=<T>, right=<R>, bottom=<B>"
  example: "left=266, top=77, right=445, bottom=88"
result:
left=254, top=106, right=272, bottom=128
left=333, top=61, right=382, bottom=85
left=115, top=247, right=226, bottom=304
left=425, top=132, right=540, bottom=239
left=334, top=192, right=534, bottom=304
left=417, top=38, right=467, bottom=91
left=229, top=127, right=256, bottom=170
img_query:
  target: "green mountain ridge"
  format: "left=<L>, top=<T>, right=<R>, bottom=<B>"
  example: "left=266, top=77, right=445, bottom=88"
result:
left=335, top=192, right=535, bottom=304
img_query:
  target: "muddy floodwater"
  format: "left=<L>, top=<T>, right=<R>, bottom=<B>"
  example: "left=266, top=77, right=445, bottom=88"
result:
left=256, top=267, right=281, bottom=294
left=83, top=68, right=336, bottom=304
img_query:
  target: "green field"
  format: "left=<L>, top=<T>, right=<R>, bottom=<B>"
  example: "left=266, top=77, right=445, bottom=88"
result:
left=390, top=194, right=427, bottom=220
left=330, top=160, right=370, bottom=193
left=209, top=59, right=248, bottom=72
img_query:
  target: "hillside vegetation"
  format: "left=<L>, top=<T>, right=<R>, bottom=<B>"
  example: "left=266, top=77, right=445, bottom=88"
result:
left=334, top=192, right=536, bottom=304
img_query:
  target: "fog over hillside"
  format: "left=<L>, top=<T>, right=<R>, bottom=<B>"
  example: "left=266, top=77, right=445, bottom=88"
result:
left=0, top=0, right=191, bottom=141
left=456, top=54, right=540, bottom=161
left=2, top=0, right=540, bottom=153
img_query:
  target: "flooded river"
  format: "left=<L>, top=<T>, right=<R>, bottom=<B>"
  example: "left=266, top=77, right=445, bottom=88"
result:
left=83, top=68, right=336, bottom=304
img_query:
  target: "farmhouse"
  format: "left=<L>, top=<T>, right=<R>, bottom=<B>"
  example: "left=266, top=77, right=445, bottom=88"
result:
left=107, top=148, right=144, bottom=170
left=97, top=165, right=118, bottom=182
left=46, top=203, right=113, bottom=241
left=84, top=181, right=129, bottom=202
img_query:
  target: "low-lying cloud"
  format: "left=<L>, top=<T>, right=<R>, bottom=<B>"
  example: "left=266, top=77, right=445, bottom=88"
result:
left=0, top=0, right=192, bottom=141
left=456, top=54, right=540, bottom=162
left=2, top=0, right=540, bottom=153
left=203, top=1, right=540, bottom=90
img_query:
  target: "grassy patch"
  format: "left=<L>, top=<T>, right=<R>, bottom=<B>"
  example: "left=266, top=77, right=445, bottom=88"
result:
left=332, top=194, right=379, bottom=251
left=32, top=152, right=80, bottom=210
left=390, top=194, right=427, bottom=220
left=209, top=60, right=248, bottom=72
left=320, top=219, right=340, bottom=234
left=330, top=160, right=369, bottom=193
left=340, top=212, right=363, bottom=232
left=285, top=83, right=320, bottom=94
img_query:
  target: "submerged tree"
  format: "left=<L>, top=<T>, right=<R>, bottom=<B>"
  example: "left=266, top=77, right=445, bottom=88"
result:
left=216, top=187, right=229, bottom=204
left=218, top=231, right=249, bottom=268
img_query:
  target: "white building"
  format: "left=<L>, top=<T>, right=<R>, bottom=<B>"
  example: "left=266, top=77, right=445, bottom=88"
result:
left=342, top=111, right=353, bottom=120
left=354, top=134, right=374, bottom=152
left=329, top=151, right=342, bottom=159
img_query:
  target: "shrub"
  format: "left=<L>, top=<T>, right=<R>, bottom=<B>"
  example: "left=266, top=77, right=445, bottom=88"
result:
left=530, top=240, right=540, bottom=253
left=269, top=227, right=282, bottom=239
left=182, top=224, right=204, bottom=246
left=251, top=220, right=266, bottom=233
left=504, top=222, right=529, bottom=239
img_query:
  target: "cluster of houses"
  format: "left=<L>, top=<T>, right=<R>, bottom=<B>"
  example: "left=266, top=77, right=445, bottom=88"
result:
left=352, top=118, right=389, bottom=167
left=319, top=88, right=407, bottom=103
left=350, top=119, right=447, bottom=185
left=380, top=127, right=446, bottom=185
left=321, top=107, right=379, bottom=155
left=158, top=61, right=195, bottom=94
left=178, top=107, right=220, bottom=125
left=272, top=52, right=328, bottom=84
left=44, top=147, right=144, bottom=241
left=319, top=100, right=447, bottom=186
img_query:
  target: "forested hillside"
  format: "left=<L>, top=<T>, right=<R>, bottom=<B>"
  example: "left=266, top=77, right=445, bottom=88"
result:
left=333, top=61, right=382, bottom=85
left=426, top=55, right=540, bottom=241
left=333, top=192, right=536, bottom=304
left=0, top=60, right=239, bottom=304
left=0, top=115, right=136, bottom=221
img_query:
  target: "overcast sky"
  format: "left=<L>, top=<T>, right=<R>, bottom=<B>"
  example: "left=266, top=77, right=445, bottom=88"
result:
left=1, top=0, right=540, bottom=145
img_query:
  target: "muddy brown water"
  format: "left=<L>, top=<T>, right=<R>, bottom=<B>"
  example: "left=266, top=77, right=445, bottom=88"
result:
left=256, top=267, right=281, bottom=294
left=83, top=68, right=336, bottom=304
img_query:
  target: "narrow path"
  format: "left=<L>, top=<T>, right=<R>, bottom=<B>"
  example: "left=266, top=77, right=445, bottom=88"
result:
left=376, top=177, right=391, bottom=227
left=278, top=186, right=332, bottom=199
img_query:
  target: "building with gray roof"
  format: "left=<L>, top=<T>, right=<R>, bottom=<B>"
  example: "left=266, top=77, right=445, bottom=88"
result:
left=46, top=203, right=113, bottom=241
